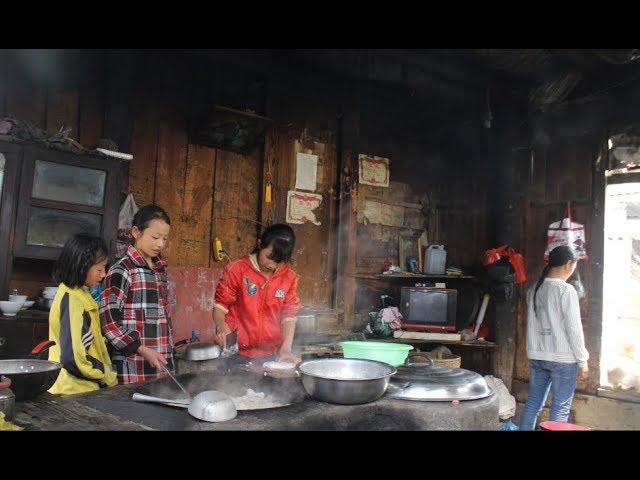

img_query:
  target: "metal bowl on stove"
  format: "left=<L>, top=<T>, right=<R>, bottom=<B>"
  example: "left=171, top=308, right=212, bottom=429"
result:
left=183, top=343, right=221, bottom=361
left=298, top=358, right=396, bottom=405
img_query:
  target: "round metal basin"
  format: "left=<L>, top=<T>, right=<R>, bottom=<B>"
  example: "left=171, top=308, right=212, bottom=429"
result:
left=298, top=358, right=396, bottom=405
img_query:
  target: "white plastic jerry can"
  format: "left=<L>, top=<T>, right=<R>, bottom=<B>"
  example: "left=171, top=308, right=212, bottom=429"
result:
left=424, top=245, right=447, bottom=275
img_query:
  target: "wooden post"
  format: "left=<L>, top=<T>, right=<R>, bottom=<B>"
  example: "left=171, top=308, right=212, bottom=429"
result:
left=490, top=107, right=526, bottom=391
left=335, top=149, right=358, bottom=327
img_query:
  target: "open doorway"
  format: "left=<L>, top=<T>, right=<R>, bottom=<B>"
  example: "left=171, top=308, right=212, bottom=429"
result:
left=600, top=181, right=640, bottom=395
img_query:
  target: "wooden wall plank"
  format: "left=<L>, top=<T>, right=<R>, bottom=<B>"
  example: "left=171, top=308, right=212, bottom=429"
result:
left=128, top=93, right=159, bottom=208
left=0, top=51, right=7, bottom=115
left=5, top=53, right=46, bottom=128
left=516, top=130, right=602, bottom=387
left=176, top=144, right=216, bottom=267
left=154, top=115, right=188, bottom=265
left=213, top=149, right=261, bottom=261
left=45, top=90, right=79, bottom=137
left=78, top=54, right=105, bottom=150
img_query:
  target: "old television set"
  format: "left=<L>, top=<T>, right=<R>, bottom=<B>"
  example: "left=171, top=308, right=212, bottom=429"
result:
left=399, top=287, right=458, bottom=332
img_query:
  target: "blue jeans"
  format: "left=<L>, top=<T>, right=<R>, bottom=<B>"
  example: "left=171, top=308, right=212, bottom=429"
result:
left=519, top=360, right=578, bottom=431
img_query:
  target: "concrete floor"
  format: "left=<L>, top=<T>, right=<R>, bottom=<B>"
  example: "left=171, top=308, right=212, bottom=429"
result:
left=511, top=380, right=640, bottom=430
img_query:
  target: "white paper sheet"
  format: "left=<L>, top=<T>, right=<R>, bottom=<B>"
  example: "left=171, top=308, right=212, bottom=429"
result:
left=295, top=152, right=318, bottom=191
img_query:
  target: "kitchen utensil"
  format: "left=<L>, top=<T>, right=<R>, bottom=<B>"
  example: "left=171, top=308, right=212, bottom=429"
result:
left=42, top=288, right=58, bottom=299
left=386, top=362, right=493, bottom=401
left=133, top=390, right=242, bottom=422
left=0, top=376, right=15, bottom=421
left=298, top=358, right=396, bottom=405
left=262, top=361, right=298, bottom=378
left=188, top=390, right=237, bottom=422
left=221, top=330, right=238, bottom=358
left=160, top=364, right=191, bottom=399
left=339, top=341, right=413, bottom=366
left=20, top=301, right=35, bottom=310
left=138, top=371, right=305, bottom=411
left=0, top=301, right=24, bottom=317
left=35, top=297, right=54, bottom=311
left=0, top=341, right=61, bottom=400
left=182, top=343, right=221, bottom=361
left=131, top=392, right=190, bottom=408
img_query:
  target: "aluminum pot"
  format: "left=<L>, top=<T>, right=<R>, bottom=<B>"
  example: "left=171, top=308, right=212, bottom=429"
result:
left=182, top=343, right=221, bottom=361
left=297, top=358, right=396, bottom=405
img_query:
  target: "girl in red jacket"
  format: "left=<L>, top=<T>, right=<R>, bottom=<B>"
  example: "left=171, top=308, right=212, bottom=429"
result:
left=213, top=224, right=301, bottom=366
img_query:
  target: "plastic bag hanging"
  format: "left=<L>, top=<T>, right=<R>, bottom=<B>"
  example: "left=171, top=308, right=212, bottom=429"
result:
left=544, top=202, right=588, bottom=261
left=482, top=245, right=527, bottom=284
left=116, top=193, right=139, bottom=257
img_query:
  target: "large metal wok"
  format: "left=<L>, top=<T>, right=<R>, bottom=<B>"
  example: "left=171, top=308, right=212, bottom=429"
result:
left=133, top=371, right=306, bottom=412
left=0, top=341, right=61, bottom=401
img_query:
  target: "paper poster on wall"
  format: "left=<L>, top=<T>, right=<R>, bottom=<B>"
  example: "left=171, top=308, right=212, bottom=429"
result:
left=286, top=190, right=323, bottom=226
left=363, top=199, right=404, bottom=227
left=295, top=152, right=318, bottom=191
left=359, top=154, right=390, bottom=187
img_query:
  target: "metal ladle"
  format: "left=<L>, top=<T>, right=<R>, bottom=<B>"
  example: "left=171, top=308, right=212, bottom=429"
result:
left=160, top=364, right=191, bottom=400
left=131, top=390, right=237, bottom=423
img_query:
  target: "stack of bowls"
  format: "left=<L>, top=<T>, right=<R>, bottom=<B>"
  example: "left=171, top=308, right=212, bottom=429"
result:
left=38, top=287, right=58, bottom=311
left=0, top=300, right=25, bottom=317
left=42, top=287, right=58, bottom=299
left=9, top=294, right=27, bottom=304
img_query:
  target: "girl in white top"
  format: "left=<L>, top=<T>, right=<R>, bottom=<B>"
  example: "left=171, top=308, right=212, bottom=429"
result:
left=520, top=245, right=589, bottom=430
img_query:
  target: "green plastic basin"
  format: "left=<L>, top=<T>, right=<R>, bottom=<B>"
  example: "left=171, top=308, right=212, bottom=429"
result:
left=339, top=341, right=413, bottom=367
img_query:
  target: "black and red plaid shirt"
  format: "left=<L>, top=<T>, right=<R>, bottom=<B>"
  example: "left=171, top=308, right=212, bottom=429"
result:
left=99, top=245, right=174, bottom=384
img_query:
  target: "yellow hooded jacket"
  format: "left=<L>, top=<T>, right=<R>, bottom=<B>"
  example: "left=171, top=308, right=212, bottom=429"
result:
left=48, top=283, right=117, bottom=394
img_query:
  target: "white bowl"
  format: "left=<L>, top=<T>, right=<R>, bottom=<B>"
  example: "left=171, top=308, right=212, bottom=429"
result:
left=21, top=300, right=35, bottom=310
left=43, top=288, right=58, bottom=299
left=0, top=301, right=24, bottom=316
left=9, top=295, right=28, bottom=303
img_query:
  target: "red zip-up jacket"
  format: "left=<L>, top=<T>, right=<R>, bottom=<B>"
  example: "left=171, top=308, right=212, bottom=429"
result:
left=214, top=254, right=301, bottom=358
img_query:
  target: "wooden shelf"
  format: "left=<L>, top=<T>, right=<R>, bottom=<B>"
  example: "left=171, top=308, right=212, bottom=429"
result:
left=0, top=309, right=49, bottom=322
left=352, top=273, right=476, bottom=281
left=375, top=337, right=496, bottom=349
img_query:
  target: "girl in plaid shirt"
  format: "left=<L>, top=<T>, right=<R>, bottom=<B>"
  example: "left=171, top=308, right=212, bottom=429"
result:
left=100, top=205, right=174, bottom=384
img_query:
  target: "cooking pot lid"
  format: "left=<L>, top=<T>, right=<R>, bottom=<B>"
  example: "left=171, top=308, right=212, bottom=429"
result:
left=387, top=363, right=493, bottom=401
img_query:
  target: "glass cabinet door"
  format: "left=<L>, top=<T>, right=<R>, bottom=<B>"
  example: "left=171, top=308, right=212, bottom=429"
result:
left=13, top=146, right=121, bottom=260
left=25, top=206, right=102, bottom=248
left=32, top=160, right=106, bottom=207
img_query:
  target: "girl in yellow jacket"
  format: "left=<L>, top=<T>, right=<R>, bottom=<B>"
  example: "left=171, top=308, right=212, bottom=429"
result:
left=48, top=234, right=117, bottom=394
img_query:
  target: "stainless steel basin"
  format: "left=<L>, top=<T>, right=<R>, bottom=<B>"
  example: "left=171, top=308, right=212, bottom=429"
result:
left=298, top=358, right=396, bottom=405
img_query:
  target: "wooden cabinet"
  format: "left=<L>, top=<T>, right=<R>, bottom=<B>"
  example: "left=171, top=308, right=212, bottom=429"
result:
left=0, top=141, right=127, bottom=298
left=0, top=142, right=22, bottom=299
left=0, top=312, right=49, bottom=360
